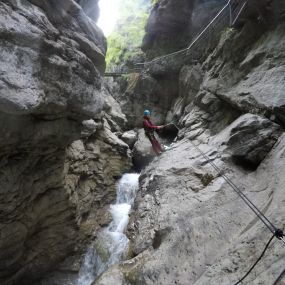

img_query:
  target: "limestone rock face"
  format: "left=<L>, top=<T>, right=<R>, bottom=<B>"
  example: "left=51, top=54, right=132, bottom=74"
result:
left=132, top=129, right=156, bottom=169
left=204, top=21, right=285, bottom=125
left=126, top=132, right=285, bottom=285
left=142, top=0, right=225, bottom=59
left=0, top=0, right=131, bottom=284
left=213, top=113, right=282, bottom=169
left=0, top=0, right=106, bottom=118
left=117, top=73, right=178, bottom=129
left=33, top=119, right=132, bottom=285
left=142, top=0, right=194, bottom=56
left=66, top=121, right=132, bottom=236
left=118, top=0, right=231, bottom=128
left=100, top=1, right=285, bottom=284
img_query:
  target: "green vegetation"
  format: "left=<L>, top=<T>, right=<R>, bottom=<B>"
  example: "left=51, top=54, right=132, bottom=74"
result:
left=106, top=0, right=151, bottom=70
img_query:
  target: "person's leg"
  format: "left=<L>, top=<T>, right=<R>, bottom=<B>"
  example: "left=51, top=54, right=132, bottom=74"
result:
left=153, top=138, right=163, bottom=153
left=150, top=139, right=161, bottom=155
left=146, top=133, right=162, bottom=155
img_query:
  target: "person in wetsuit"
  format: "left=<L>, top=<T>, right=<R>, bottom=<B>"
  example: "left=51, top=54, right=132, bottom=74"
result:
left=143, top=110, right=165, bottom=155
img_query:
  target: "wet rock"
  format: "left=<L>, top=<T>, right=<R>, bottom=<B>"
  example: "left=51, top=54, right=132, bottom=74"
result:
left=92, top=266, right=125, bottom=285
left=126, top=132, right=285, bottom=284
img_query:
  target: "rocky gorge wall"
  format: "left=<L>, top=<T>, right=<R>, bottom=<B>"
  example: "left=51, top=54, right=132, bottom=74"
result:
left=1, top=0, right=285, bottom=284
left=97, top=0, right=285, bottom=284
left=0, top=1, right=132, bottom=284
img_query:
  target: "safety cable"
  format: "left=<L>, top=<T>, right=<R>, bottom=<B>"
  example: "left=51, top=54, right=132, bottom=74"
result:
left=233, top=234, right=275, bottom=285
left=189, top=140, right=285, bottom=242
left=273, top=268, right=285, bottom=285
left=136, top=0, right=247, bottom=68
left=169, top=122, right=285, bottom=243
left=109, top=0, right=248, bottom=76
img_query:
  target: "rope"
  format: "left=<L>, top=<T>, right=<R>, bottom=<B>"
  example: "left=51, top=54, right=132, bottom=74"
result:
left=106, top=0, right=248, bottom=76
left=169, top=122, right=285, bottom=242
left=273, top=268, right=285, bottom=285
left=135, top=0, right=247, bottom=68
left=233, top=234, right=275, bottom=285
left=167, top=122, right=285, bottom=284
left=232, top=1, right=248, bottom=26
left=192, top=140, right=285, bottom=241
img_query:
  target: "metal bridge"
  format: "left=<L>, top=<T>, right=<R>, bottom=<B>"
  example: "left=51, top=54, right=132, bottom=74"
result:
left=103, top=0, right=248, bottom=77
left=104, top=68, right=142, bottom=77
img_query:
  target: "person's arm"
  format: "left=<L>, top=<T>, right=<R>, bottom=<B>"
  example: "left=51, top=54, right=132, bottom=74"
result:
left=144, top=119, right=160, bottom=130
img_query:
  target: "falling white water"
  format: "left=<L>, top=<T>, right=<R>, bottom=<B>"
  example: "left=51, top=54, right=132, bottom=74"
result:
left=77, top=173, right=140, bottom=285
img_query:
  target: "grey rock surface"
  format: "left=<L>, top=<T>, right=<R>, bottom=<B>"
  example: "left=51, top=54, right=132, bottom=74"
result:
left=126, top=132, right=285, bottom=284
left=0, top=0, right=106, bottom=118
left=132, top=129, right=156, bottom=170
left=212, top=113, right=282, bottom=168
left=117, top=73, right=178, bottom=128
left=121, top=130, right=138, bottom=148
left=142, top=0, right=225, bottom=59
left=76, top=0, right=100, bottom=22
left=0, top=0, right=131, bottom=284
left=101, top=1, right=285, bottom=284
left=203, top=9, right=285, bottom=125
left=93, top=266, right=125, bottom=285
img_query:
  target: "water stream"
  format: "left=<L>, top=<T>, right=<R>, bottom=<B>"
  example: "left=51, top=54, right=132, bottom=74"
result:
left=77, top=173, right=140, bottom=285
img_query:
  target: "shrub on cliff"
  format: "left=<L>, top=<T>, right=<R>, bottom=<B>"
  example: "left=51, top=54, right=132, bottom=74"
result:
left=106, top=0, right=151, bottom=71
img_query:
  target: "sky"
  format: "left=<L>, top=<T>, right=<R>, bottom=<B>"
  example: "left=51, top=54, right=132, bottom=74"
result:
left=97, top=0, right=121, bottom=36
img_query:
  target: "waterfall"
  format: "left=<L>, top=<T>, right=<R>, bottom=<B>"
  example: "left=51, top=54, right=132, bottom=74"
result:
left=77, top=173, right=140, bottom=285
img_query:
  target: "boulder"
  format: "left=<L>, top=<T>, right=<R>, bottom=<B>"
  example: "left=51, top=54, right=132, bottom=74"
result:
left=121, top=130, right=138, bottom=148
left=81, top=119, right=100, bottom=138
left=213, top=114, right=282, bottom=169
left=92, top=266, right=125, bottom=285
left=132, top=129, right=156, bottom=169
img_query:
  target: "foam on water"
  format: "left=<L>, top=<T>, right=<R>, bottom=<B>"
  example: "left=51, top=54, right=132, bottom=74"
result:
left=77, top=173, right=140, bottom=285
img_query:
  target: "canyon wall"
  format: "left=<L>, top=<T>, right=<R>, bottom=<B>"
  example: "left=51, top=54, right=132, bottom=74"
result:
left=0, top=1, right=131, bottom=284
left=100, top=0, right=285, bottom=284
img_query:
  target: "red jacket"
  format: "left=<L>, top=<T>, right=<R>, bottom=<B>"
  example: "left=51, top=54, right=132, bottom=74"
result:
left=143, top=116, right=159, bottom=133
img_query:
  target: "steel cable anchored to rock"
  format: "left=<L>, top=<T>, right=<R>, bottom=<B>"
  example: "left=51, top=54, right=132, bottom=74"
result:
left=104, top=0, right=249, bottom=77
left=168, top=122, right=285, bottom=284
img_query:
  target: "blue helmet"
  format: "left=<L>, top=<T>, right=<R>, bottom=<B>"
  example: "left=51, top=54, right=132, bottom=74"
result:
left=144, top=109, right=151, bottom=116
